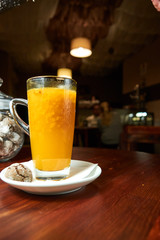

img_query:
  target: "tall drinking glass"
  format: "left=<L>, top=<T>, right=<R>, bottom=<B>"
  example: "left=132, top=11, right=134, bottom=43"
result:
left=10, top=76, right=77, bottom=180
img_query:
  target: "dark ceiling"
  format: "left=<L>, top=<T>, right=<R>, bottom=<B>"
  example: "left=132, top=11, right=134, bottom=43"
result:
left=0, top=0, right=160, bottom=77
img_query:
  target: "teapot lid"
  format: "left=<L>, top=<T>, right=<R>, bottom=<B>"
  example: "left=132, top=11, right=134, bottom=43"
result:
left=0, top=78, right=13, bottom=109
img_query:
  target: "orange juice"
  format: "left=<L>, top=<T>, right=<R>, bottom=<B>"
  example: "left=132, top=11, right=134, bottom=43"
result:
left=27, top=87, right=76, bottom=172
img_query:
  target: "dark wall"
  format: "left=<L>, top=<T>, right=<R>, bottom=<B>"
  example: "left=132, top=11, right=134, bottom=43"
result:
left=0, top=49, right=123, bottom=108
left=74, top=66, right=123, bottom=107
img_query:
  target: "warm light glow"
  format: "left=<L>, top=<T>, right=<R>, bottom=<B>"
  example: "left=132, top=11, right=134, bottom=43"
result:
left=57, top=68, right=72, bottom=78
left=70, top=37, right=92, bottom=58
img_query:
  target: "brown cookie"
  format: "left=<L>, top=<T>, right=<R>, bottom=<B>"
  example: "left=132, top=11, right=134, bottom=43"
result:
left=5, top=163, right=33, bottom=182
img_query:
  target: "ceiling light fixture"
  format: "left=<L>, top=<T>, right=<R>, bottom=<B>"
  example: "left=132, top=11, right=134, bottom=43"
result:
left=70, top=37, right=92, bottom=58
left=57, top=68, right=72, bottom=78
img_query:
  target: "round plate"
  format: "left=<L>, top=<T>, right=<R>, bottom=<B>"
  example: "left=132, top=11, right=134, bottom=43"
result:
left=0, top=160, right=101, bottom=195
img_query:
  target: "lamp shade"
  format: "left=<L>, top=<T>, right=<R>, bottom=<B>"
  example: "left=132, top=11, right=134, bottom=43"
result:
left=70, top=37, right=92, bottom=58
left=57, top=68, right=72, bottom=78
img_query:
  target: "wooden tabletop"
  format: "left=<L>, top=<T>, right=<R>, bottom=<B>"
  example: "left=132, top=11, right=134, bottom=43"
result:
left=0, top=146, right=160, bottom=240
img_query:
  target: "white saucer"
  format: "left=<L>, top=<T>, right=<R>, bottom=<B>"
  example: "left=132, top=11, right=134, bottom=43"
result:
left=0, top=160, right=101, bottom=195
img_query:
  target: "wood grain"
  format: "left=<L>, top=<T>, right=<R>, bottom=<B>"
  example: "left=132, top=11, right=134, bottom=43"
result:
left=0, top=146, right=160, bottom=240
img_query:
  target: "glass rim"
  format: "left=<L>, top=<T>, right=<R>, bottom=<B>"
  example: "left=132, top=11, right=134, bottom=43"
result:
left=27, top=75, right=77, bottom=86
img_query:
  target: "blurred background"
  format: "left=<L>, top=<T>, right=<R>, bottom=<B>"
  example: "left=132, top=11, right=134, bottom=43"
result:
left=0, top=0, right=160, bottom=152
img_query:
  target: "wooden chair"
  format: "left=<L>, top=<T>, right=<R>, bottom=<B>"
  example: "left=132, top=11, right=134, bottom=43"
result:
left=120, top=125, right=160, bottom=151
left=74, top=127, right=101, bottom=147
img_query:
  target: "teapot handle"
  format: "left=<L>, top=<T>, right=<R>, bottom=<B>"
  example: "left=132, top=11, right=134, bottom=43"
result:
left=9, top=98, right=29, bottom=136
